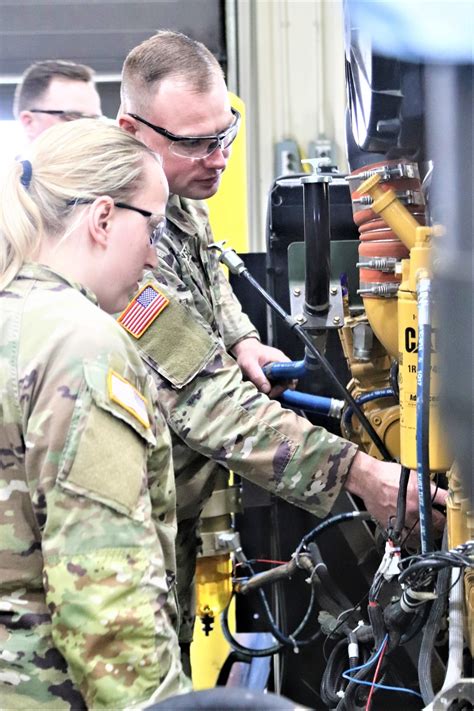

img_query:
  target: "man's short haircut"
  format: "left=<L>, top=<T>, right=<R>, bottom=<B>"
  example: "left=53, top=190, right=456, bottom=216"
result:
left=121, top=30, right=224, bottom=113
left=13, top=60, right=96, bottom=117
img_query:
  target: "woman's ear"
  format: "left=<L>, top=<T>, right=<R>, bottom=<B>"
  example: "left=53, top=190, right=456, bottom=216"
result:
left=88, top=197, right=114, bottom=248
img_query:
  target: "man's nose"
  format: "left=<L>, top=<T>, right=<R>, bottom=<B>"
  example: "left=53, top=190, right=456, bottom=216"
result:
left=202, top=144, right=229, bottom=169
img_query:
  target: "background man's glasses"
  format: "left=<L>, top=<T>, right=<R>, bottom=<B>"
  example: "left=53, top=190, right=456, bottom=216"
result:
left=66, top=198, right=166, bottom=247
left=126, top=107, right=241, bottom=159
left=29, top=109, right=102, bottom=121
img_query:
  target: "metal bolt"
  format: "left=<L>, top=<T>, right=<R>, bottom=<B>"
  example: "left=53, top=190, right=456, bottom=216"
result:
left=293, top=287, right=301, bottom=297
left=330, top=287, right=337, bottom=296
left=372, top=415, right=382, bottom=426
left=295, top=314, right=306, bottom=324
left=333, top=316, right=341, bottom=325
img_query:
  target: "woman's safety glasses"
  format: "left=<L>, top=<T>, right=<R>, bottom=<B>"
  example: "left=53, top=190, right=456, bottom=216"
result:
left=67, top=198, right=166, bottom=248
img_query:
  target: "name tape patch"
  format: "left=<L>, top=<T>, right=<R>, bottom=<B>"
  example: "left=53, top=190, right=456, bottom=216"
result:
left=107, top=370, right=150, bottom=428
left=118, top=282, right=169, bottom=338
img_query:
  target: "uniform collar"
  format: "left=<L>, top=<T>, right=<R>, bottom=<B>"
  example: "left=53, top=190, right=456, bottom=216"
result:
left=18, top=262, right=99, bottom=305
left=165, top=194, right=209, bottom=236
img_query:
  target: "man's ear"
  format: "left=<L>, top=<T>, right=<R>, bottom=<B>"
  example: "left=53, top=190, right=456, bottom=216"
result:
left=88, top=197, right=114, bottom=248
left=18, top=111, right=36, bottom=141
left=118, top=112, right=137, bottom=135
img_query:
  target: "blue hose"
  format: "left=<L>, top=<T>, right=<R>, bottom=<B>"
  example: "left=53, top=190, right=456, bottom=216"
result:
left=263, top=360, right=306, bottom=379
left=342, top=388, right=396, bottom=429
left=416, top=278, right=434, bottom=554
left=280, top=389, right=343, bottom=417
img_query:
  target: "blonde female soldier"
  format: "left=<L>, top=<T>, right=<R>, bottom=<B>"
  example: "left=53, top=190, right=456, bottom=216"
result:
left=0, top=120, right=190, bottom=709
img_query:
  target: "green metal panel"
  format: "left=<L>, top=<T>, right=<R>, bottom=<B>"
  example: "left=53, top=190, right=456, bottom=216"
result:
left=288, top=240, right=361, bottom=308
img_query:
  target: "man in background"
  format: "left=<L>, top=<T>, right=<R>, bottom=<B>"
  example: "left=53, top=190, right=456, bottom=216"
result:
left=13, top=59, right=102, bottom=142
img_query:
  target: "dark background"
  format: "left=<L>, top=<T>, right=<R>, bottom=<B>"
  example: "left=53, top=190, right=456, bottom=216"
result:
left=0, top=0, right=226, bottom=119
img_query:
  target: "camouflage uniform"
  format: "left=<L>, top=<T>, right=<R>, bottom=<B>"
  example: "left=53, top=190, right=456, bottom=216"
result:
left=0, top=264, right=190, bottom=709
left=127, top=193, right=359, bottom=647
left=160, top=194, right=259, bottom=349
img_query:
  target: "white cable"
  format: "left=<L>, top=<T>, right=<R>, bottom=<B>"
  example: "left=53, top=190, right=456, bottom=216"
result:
left=440, top=567, right=464, bottom=692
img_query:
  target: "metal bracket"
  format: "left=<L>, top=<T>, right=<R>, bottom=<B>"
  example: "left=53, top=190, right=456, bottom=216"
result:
left=424, top=679, right=474, bottom=710
left=352, top=189, right=424, bottom=206
left=346, top=162, right=420, bottom=182
left=200, top=529, right=241, bottom=558
left=289, top=279, right=344, bottom=329
left=201, top=486, right=242, bottom=518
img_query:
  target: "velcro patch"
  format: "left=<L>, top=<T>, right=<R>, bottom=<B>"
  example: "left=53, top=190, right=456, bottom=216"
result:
left=107, top=370, right=150, bottom=428
left=118, top=282, right=169, bottom=338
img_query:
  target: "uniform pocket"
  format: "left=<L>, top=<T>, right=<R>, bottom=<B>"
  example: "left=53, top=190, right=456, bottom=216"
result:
left=58, top=363, right=156, bottom=518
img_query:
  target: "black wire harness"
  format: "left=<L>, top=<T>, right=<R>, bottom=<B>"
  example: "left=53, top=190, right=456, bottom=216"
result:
left=222, top=511, right=375, bottom=659
left=398, top=541, right=473, bottom=590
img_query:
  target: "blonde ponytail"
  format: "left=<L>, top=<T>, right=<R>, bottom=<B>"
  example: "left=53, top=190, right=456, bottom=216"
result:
left=0, top=161, right=43, bottom=289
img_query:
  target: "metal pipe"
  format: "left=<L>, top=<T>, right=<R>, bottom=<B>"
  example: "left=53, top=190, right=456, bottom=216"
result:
left=301, top=176, right=331, bottom=314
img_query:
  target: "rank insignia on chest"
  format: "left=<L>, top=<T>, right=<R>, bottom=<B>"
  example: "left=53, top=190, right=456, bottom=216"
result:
left=118, top=282, right=169, bottom=338
left=180, top=244, right=194, bottom=265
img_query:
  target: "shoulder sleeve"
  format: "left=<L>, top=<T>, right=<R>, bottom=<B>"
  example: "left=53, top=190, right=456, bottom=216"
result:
left=201, top=215, right=260, bottom=348
left=159, top=197, right=259, bottom=348
left=132, top=284, right=220, bottom=387
left=214, top=266, right=260, bottom=349
left=131, top=296, right=358, bottom=519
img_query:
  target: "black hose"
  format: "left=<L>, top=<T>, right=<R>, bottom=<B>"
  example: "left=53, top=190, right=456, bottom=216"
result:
left=399, top=601, right=431, bottom=645
left=223, top=566, right=322, bottom=656
left=418, top=565, right=450, bottom=705
left=335, top=656, right=373, bottom=711
left=307, top=542, right=356, bottom=614
left=297, top=510, right=373, bottom=555
left=383, top=594, right=431, bottom=649
left=320, top=638, right=349, bottom=707
left=417, top=319, right=435, bottom=554
left=368, top=601, right=386, bottom=650
left=241, top=269, right=393, bottom=461
left=256, top=581, right=322, bottom=648
left=389, top=359, right=400, bottom=400
left=392, top=465, right=411, bottom=542
left=306, top=574, right=354, bottom=636
left=221, top=593, right=284, bottom=658
left=321, top=634, right=372, bottom=708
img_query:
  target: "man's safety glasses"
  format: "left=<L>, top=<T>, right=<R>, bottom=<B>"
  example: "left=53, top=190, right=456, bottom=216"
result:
left=126, top=107, right=241, bottom=159
left=67, top=198, right=166, bottom=248
left=29, top=109, right=102, bottom=121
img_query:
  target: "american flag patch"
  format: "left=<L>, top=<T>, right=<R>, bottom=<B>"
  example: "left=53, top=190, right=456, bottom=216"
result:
left=118, top=283, right=169, bottom=338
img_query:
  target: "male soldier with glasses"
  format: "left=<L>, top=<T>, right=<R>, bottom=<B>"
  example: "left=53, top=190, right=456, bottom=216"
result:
left=118, top=31, right=447, bottom=675
left=14, top=59, right=102, bottom=143
left=119, top=32, right=286, bottom=395
left=118, top=31, right=296, bottom=670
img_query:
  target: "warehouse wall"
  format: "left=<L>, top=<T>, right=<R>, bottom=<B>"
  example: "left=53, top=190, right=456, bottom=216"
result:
left=235, top=0, right=347, bottom=250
